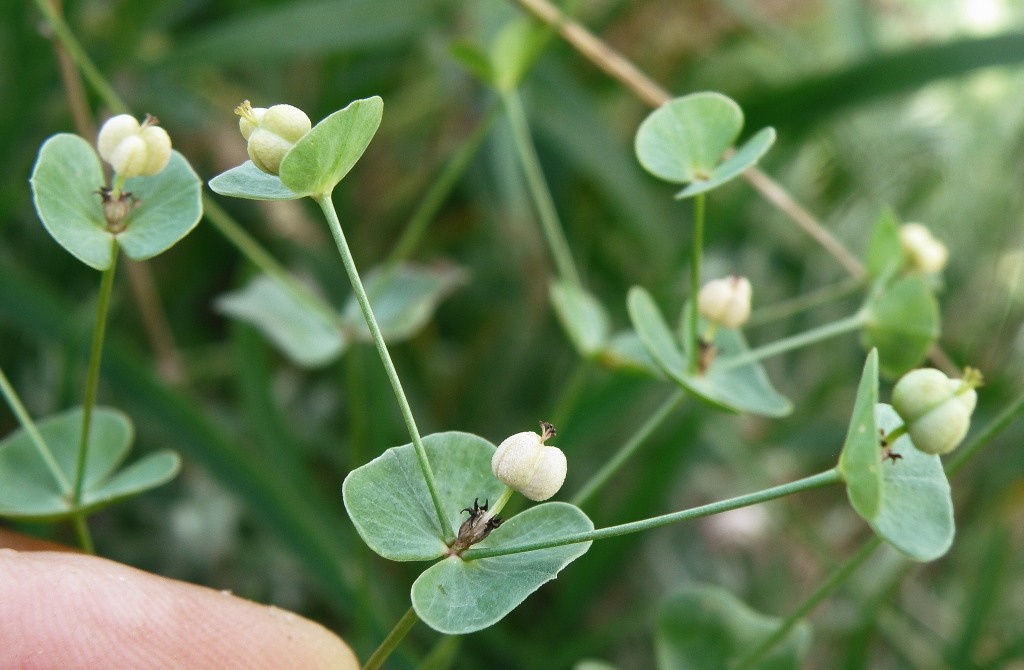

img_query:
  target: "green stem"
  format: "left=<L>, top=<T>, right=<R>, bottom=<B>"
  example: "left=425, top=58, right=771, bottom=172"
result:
left=688, top=193, right=706, bottom=374
left=315, top=194, right=452, bottom=543
left=487, top=486, right=516, bottom=518
left=946, top=383, right=1024, bottom=476
left=464, top=468, right=841, bottom=560
left=715, top=310, right=867, bottom=373
left=502, top=89, right=582, bottom=289
left=747, top=276, right=865, bottom=327
left=73, top=240, right=119, bottom=503
left=71, top=514, right=96, bottom=555
left=0, top=366, right=71, bottom=493
left=731, top=537, right=882, bottom=670
left=362, top=606, right=419, bottom=670
left=571, top=390, right=685, bottom=507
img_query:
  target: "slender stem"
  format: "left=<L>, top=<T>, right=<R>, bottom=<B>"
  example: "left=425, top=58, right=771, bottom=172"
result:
left=362, top=606, right=419, bottom=670
left=946, top=384, right=1024, bottom=476
left=315, top=194, right=452, bottom=542
left=488, top=486, right=516, bottom=518
left=715, top=311, right=867, bottom=373
left=688, top=193, right=706, bottom=374
left=464, top=468, right=841, bottom=560
left=0, top=367, right=71, bottom=493
left=73, top=240, right=119, bottom=503
left=747, top=276, right=865, bottom=327
left=71, top=514, right=96, bottom=555
left=502, top=89, right=582, bottom=289
left=732, top=537, right=882, bottom=670
left=572, top=390, right=685, bottom=507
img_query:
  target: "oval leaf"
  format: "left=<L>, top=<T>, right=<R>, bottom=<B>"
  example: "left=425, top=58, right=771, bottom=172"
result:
left=838, top=350, right=882, bottom=519
left=116, top=150, right=203, bottom=260
left=279, top=96, right=384, bottom=196
left=30, top=134, right=112, bottom=270
left=865, top=208, right=903, bottom=280
left=656, top=586, right=812, bottom=670
left=208, top=161, right=303, bottom=201
left=342, top=432, right=506, bottom=561
left=216, top=274, right=346, bottom=368
left=550, top=280, right=610, bottom=357
left=674, top=127, right=776, bottom=199
left=626, top=286, right=688, bottom=377
left=411, top=502, right=593, bottom=634
left=862, top=276, right=939, bottom=378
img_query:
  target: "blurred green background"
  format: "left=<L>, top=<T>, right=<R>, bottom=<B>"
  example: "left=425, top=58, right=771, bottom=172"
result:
left=2, top=0, right=1024, bottom=667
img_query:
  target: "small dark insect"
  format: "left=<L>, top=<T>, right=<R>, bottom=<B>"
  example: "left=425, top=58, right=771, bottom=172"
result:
left=879, top=428, right=902, bottom=464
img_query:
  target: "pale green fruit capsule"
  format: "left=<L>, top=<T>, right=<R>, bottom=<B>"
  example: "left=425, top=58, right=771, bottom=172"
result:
left=491, top=422, right=567, bottom=501
left=892, top=367, right=980, bottom=455
left=698, top=275, right=752, bottom=329
left=899, top=223, right=948, bottom=274
left=97, top=114, right=172, bottom=178
left=235, top=100, right=311, bottom=175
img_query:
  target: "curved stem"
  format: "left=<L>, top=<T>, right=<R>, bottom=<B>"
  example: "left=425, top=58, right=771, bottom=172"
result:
left=315, top=194, right=452, bottom=543
left=502, top=89, right=582, bottom=289
left=362, top=606, right=419, bottom=670
left=73, top=240, right=119, bottom=503
left=946, top=384, right=1024, bottom=476
left=688, top=193, right=706, bottom=374
left=715, top=311, right=867, bottom=372
left=464, top=468, right=841, bottom=560
left=0, top=367, right=71, bottom=493
left=747, top=276, right=865, bottom=327
left=572, top=390, right=685, bottom=507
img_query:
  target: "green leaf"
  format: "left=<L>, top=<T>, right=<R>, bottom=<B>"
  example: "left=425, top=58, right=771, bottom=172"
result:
left=862, top=276, right=939, bottom=378
left=838, top=352, right=954, bottom=561
left=865, top=208, right=903, bottom=280
left=656, top=586, right=812, bottom=670
left=634, top=92, right=775, bottom=199
left=31, top=134, right=203, bottom=269
left=838, top=350, right=882, bottom=519
left=0, top=407, right=180, bottom=521
left=411, top=502, right=593, bottom=634
left=342, top=432, right=506, bottom=561
left=341, top=264, right=466, bottom=342
left=215, top=274, right=346, bottom=368
left=208, top=161, right=303, bottom=201
left=549, top=280, right=610, bottom=357
left=450, top=41, right=495, bottom=85
left=627, top=287, right=791, bottom=417
left=599, top=330, right=665, bottom=378
left=279, top=96, right=384, bottom=197
left=490, top=18, right=550, bottom=92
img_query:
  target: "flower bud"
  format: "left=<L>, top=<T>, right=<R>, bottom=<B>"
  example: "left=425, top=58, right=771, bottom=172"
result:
left=899, top=223, right=948, bottom=274
left=235, top=100, right=311, bottom=175
left=698, top=275, right=752, bottom=329
left=491, top=422, right=567, bottom=501
left=97, top=114, right=172, bottom=178
left=891, top=367, right=981, bottom=455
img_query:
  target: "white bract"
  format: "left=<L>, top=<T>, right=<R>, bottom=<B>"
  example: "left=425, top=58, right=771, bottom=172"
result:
left=491, top=424, right=567, bottom=501
left=97, top=114, right=172, bottom=178
left=235, top=100, right=311, bottom=175
left=698, top=275, right=752, bottom=329
left=899, top=223, right=948, bottom=274
left=892, top=367, right=980, bottom=455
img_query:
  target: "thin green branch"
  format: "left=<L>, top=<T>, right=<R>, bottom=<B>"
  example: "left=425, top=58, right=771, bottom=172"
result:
left=362, top=606, right=419, bottom=670
left=73, top=240, right=118, bottom=503
left=946, top=384, right=1024, bottom=476
left=0, top=367, right=71, bottom=493
left=315, top=194, right=452, bottom=543
left=501, top=89, right=582, bottom=289
left=715, top=311, right=866, bottom=372
left=465, top=468, right=841, bottom=560
left=688, top=193, right=706, bottom=374
left=747, top=276, right=866, bottom=327
left=71, top=514, right=96, bottom=555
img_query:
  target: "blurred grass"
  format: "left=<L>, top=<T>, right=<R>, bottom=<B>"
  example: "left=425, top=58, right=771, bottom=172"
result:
left=2, top=0, right=1024, bottom=668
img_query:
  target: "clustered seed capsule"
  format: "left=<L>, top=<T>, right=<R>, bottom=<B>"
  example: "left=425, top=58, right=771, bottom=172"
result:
left=491, top=421, right=567, bottom=501
left=97, top=114, right=172, bottom=179
left=891, top=367, right=981, bottom=455
left=698, top=275, right=752, bottom=329
left=235, top=100, right=311, bottom=175
left=899, top=223, right=948, bottom=274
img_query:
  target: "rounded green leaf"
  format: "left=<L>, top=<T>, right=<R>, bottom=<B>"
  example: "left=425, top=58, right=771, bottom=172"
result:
left=116, top=150, right=203, bottom=261
left=411, top=502, right=593, bottom=634
left=599, top=330, right=665, bottom=377
left=627, top=287, right=791, bottom=417
left=838, top=350, right=882, bottom=519
left=279, top=96, right=384, bottom=197
left=215, top=274, right=346, bottom=368
left=635, top=93, right=775, bottom=199
left=0, top=406, right=180, bottom=520
left=342, top=432, right=506, bottom=561
left=208, top=161, right=303, bottom=201
left=862, top=276, right=940, bottom=378
left=30, top=134, right=113, bottom=270
left=550, top=280, right=611, bottom=357
left=865, top=208, right=903, bottom=280
left=656, top=586, right=812, bottom=670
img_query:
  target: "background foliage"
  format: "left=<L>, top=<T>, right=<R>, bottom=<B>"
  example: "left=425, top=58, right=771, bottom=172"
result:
left=2, top=0, right=1024, bottom=667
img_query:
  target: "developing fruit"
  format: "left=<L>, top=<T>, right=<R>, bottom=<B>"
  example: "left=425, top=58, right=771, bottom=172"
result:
left=891, top=367, right=981, bottom=455
left=491, top=421, right=567, bottom=501
left=899, top=223, right=948, bottom=274
left=235, top=100, right=311, bottom=175
left=97, top=114, right=172, bottom=178
left=698, top=275, right=752, bottom=329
